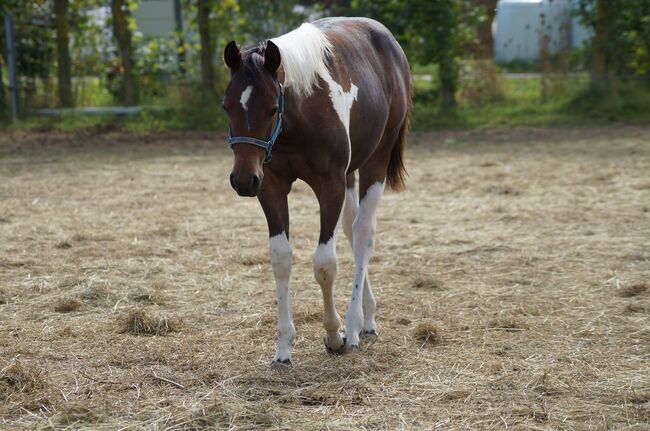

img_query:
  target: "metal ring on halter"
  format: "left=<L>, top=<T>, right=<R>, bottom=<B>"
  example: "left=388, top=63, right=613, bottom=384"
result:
left=228, top=83, right=284, bottom=163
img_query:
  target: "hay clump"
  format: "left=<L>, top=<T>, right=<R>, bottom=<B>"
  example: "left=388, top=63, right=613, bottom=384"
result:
left=54, top=298, right=83, bottom=313
left=239, top=254, right=269, bottom=266
left=54, top=239, right=72, bottom=249
left=487, top=313, right=527, bottom=331
left=0, top=360, right=52, bottom=412
left=0, top=361, right=45, bottom=395
left=625, top=303, right=646, bottom=313
left=618, top=283, right=648, bottom=298
left=77, top=284, right=116, bottom=307
left=412, top=321, right=442, bottom=346
left=128, top=290, right=165, bottom=305
left=191, top=398, right=278, bottom=429
left=118, top=309, right=182, bottom=336
left=52, top=402, right=106, bottom=425
left=412, top=276, right=444, bottom=290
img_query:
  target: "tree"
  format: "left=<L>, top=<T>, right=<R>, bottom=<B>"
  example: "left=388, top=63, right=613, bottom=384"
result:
left=579, top=0, right=650, bottom=92
left=0, top=0, right=55, bottom=109
left=352, top=0, right=483, bottom=109
left=476, top=0, right=497, bottom=58
left=591, top=0, right=611, bottom=91
left=197, top=0, right=215, bottom=97
left=54, top=0, right=73, bottom=107
left=111, top=0, right=138, bottom=105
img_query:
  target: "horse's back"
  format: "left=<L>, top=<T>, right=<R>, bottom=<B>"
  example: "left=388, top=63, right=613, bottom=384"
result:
left=314, top=17, right=411, bottom=173
left=314, top=17, right=409, bottom=90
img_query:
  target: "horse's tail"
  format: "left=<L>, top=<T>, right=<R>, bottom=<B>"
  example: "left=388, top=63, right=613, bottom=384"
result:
left=386, top=74, right=412, bottom=192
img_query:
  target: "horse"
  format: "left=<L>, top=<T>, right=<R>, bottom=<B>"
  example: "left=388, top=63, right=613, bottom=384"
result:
left=222, top=17, right=412, bottom=368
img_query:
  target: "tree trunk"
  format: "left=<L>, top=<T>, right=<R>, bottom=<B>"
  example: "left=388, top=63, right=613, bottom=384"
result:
left=0, top=57, right=5, bottom=115
left=591, top=0, right=609, bottom=91
left=111, top=0, right=138, bottom=106
left=197, top=0, right=215, bottom=97
left=477, top=0, right=497, bottom=58
left=54, top=0, right=73, bottom=107
left=439, top=55, right=458, bottom=109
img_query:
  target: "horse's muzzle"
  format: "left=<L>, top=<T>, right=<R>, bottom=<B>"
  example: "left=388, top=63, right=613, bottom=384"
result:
left=230, top=172, right=261, bottom=197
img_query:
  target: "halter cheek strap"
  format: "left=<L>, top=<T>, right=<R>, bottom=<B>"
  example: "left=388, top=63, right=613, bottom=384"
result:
left=228, top=83, right=284, bottom=163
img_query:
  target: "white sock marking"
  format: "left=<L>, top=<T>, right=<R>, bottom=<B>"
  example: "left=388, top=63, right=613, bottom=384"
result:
left=313, top=234, right=344, bottom=349
left=346, top=181, right=384, bottom=347
left=240, top=85, right=253, bottom=112
left=269, top=232, right=295, bottom=362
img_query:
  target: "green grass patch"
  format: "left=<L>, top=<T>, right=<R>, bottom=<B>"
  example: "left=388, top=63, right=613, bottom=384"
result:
left=412, top=75, right=650, bottom=130
left=3, top=74, right=650, bottom=132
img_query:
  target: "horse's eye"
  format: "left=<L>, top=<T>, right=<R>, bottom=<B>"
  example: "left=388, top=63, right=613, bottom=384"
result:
left=270, top=107, right=278, bottom=115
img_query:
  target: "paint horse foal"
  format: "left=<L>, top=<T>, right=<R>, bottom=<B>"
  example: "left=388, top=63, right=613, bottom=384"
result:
left=223, top=17, right=411, bottom=368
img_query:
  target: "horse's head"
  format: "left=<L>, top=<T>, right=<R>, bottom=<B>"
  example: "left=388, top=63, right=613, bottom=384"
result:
left=223, top=40, right=282, bottom=197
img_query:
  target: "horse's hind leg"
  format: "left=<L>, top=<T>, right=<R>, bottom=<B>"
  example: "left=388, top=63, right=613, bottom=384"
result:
left=343, top=173, right=357, bottom=247
left=344, top=166, right=386, bottom=349
left=342, top=172, right=377, bottom=340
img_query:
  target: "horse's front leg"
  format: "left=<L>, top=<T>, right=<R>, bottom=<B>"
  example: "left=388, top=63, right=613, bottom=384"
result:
left=311, top=175, right=346, bottom=353
left=258, top=178, right=294, bottom=369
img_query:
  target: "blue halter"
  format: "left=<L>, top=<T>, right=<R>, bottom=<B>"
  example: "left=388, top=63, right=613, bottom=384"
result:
left=228, top=83, right=284, bottom=163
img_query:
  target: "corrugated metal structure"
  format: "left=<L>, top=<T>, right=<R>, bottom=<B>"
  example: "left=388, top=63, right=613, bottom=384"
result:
left=493, top=0, right=591, bottom=63
left=133, top=0, right=179, bottom=37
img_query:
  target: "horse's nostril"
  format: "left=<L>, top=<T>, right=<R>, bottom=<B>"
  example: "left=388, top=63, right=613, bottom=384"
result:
left=230, top=173, right=238, bottom=191
left=251, top=175, right=260, bottom=190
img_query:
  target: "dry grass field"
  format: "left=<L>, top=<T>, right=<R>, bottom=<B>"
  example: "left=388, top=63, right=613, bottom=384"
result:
left=1, top=126, right=649, bottom=430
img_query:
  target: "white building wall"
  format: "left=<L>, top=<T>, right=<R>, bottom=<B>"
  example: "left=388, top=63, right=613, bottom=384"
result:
left=494, top=0, right=591, bottom=63
left=133, top=0, right=177, bottom=37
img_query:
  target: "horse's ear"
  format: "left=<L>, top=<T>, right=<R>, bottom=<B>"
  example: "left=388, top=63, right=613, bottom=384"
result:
left=264, top=40, right=281, bottom=73
left=224, top=41, right=241, bottom=70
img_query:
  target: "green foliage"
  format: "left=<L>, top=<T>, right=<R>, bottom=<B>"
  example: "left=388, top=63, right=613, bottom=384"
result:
left=578, top=0, right=650, bottom=81
left=68, top=0, right=114, bottom=78
left=351, top=0, right=486, bottom=107
left=4, top=0, right=650, bottom=132
left=0, top=0, right=55, bottom=79
left=134, top=35, right=182, bottom=100
left=566, top=79, right=650, bottom=120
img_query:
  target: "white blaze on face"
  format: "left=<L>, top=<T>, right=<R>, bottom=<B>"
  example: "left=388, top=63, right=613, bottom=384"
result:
left=240, top=85, right=253, bottom=112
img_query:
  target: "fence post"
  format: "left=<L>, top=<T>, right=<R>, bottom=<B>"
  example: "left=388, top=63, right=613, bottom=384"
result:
left=4, top=14, right=18, bottom=121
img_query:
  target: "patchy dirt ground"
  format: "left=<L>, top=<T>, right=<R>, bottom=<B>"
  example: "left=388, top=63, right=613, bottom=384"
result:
left=1, top=126, right=649, bottom=430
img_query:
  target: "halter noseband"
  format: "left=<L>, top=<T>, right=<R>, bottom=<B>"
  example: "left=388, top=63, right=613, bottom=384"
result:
left=227, top=83, right=284, bottom=163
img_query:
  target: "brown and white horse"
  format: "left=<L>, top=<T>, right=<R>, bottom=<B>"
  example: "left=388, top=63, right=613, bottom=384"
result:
left=223, top=17, right=412, bottom=368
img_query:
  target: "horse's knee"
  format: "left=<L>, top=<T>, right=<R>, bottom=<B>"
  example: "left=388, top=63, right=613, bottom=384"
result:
left=352, top=218, right=376, bottom=254
left=313, top=241, right=337, bottom=286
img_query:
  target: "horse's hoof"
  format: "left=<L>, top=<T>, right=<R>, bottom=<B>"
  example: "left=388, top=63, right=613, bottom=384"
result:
left=271, top=358, right=292, bottom=370
left=325, top=336, right=346, bottom=355
left=345, top=342, right=360, bottom=352
left=360, top=330, right=378, bottom=346
left=343, top=336, right=361, bottom=352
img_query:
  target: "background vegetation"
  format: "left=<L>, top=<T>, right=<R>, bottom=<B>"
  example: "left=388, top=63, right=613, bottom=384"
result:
left=1, top=0, right=649, bottom=131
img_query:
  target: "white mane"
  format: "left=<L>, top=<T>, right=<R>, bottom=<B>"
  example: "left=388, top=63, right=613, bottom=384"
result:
left=271, top=23, right=333, bottom=98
